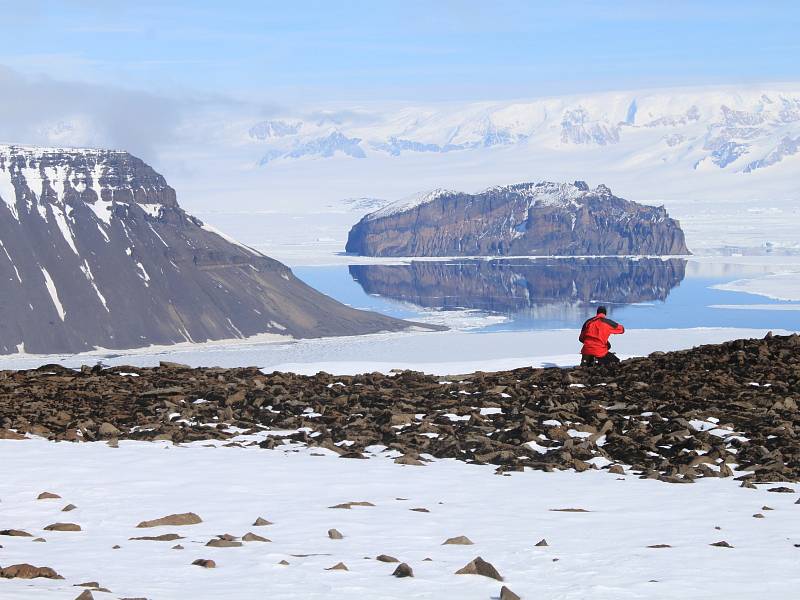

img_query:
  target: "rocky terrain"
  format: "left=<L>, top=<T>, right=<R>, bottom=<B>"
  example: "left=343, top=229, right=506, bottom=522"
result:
left=349, top=258, right=686, bottom=313
left=345, top=182, right=690, bottom=257
left=0, top=145, right=415, bottom=355
left=1, top=332, right=798, bottom=483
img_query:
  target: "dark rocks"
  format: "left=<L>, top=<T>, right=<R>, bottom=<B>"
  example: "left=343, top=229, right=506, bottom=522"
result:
left=328, top=529, right=344, bottom=539
left=62, top=504, right=77, bottom=512
left=767, top=487, right=795, bottom=493
left=329, top=501, right=375, bottom=509
left=535, top=539, right=549, bottom=547
left=1, top=333, right=800, bottom=484
left=242, top=532, right=270, bottom=542
left=550, top=508, right=590, bottom=513
left=710, top=541, right=733, bottom=548
left=252, top=517, right=273, bottom=526
left=0, top=564, right=64, bottom=579
left=74, top=591, right=94, bottom=600
left=130, top=533, right=183, bottom=541
left=392, top=563, right=414, bottom=577
left=326, top=562, right=348, bottom=571
left=206, top=539, right=242, bottom=548
left=455, top=556, right=503, bottom=581
left=0, top=529, right=33, bottom=537
left=136, top=513, right=202, bottom=528
left=647, top=544, right=672, bottom=548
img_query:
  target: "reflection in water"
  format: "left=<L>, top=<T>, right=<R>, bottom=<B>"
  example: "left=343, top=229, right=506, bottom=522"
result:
left=349, top=258, right=687, bottom=319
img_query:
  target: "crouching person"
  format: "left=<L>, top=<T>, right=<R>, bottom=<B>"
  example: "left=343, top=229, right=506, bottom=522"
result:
left=579, top=306, right=624, bottom=367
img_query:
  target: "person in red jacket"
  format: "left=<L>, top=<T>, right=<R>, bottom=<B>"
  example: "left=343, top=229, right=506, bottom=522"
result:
left=579, top=306, right=624, bottom=367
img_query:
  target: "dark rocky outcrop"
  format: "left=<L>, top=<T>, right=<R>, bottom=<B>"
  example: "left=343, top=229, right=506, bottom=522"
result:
left=0, top=145, right=417, bottom=355
left=346, top=182, right=690, bottom=257
left=0, top=333, right=799, bottom=483
left=350, top=257, right=686, bottom=313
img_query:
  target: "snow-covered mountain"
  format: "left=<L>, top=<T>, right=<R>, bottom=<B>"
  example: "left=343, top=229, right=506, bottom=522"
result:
left=0, top=145, right=412, bottom=354
left=248, top=87, right=800, bottom=175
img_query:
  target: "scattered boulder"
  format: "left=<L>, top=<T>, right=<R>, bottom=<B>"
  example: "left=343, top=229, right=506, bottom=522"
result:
left=206, top=539, right=242, bottom=548
left=136, top=512, right=202, bottom=528
left=0, top=564, right=64, bottom=579
left=74, top=590, right=94, bottom=600
left=329, top=501, right=375, bottom=509
left=278, top=560, right=290, bottom=565
left=0, top=529, right=32, bottom=537
left=326, top=562, right=348, bottom=571
left=455, top=557, right=503, bottom=581
left=410, top=508, right=430, bottom=513
left=376, top=555, right=399, bottom=563
left=549, top=508, right=589, bottom=512
left=252, top=517, right=273, bottom=526
left=192, top=559, right=216, bottom=568
left=768, top=487, right=795, bottom=493
left=62, top=504, right=77, bottom=512
left=647, top=544, right=672, bottom=548
left=392, top=563, right=414, bottom=577
left=500, top=586, right=521, bottom=600
left=328, top=528, right=344, bottom=539
left=33, top=537, right=46, bottom=542
left=172, top=544, right=184, bottom=550
left=443, top=536, right=473, bottom=545
left=130, top=533, right=183, bottom=541
left=710, top=541, right=733, bottom=548
left=44, top=522, right=81, bottom=532
left=242, top=532, right=270, bottom=542
left=37, top=492, right=61, bottom=500
left=535, top=539, right=548, bottom=547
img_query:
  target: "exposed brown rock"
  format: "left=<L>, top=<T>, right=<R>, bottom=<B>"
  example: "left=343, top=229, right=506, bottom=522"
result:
left=392, top=563, right=414, bottom=577
left=192, top=559, right=216, bottom=568
left=0, top=529, right=32, bottom=537
left=328, top=528, right=344, bottom=540
left=455, top=556, right=503, bottom=581
left=44, top=522, right=81, bottom=532
left=0, top=563, right=64, bottom=579
left=550, top=508, right=590, bottom=513
left=500, top=586, right=521, bottom=600
left=376, top=555, right=399, bottom=563
left=37, top=492, right=61, bottom=500
left=710, top=541, right=733, bottom=548
left=74, top=590, right=94, bottom=600
left=242, top=532, right=270, bottom=542
left=206, top=539, right=242, bottom=548
left=329, top=501, right=375, bottom=509
left=62, top=504, right=77, bottom=512
left=647, top=544, right=672, bottom=548
left=535, top=539, right=548, bottom=547
left=443, top=536, right=474, bottom=545
left=326, top=562, right=348, bottom=571
left=130, top=533, right=183, bottom=541
left=767, top=486, right=795, bottom=493
left=136, top=512, right=202, bottom=528
left=252, top=517, right=273, bottom=526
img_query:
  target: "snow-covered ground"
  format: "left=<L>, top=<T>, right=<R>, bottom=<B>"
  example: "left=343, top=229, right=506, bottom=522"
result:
left=0, top=438, right=797, bottom=600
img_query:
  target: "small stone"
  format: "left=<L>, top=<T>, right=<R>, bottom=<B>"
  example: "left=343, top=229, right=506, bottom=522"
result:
left=549, top=508, right=589, bottom=512
left=172, top=544, right=184, bottom=550
left=753, top=513, right=765, bottom=519
left=252, top=517, right=273, bottom=526
left=328, top=528, right=344, bottom=539
left=710, top=540, right=733, bottom=548
left=410, top=508, right=430, bottom=513
left=278, top=560, right=290, bottom=565
left=242, top=532, right=270, bottom=542
left=44, top=522, right=81, bottom=532
left=443, top=535, right=473, bottom=545
left=130, top=533, right=183, bottom=541
left=75, top=582, right=99, bottom=588
left=74, top=590, right=94, bottom=600
left=192, top=559, right=216, bottom=568
left=326, top=562, right=348, bottom=571
left=329, top=501, right=375, bottom=509
left=37, top=492, right=61, bottom=500
left=535, top=539, right=548, bottom=547
left=392, top=563, right=414, bottom=577
left=0, top=529, right=32, bottom=537
left=500, top=586, right=521, bottom=600
left=608, top=465, right=625, bottom=474
left=455, top=556, right=503, bottom=581
left=136, top=512, right=202, bottom=528
left=206, top=539, right=242, bottom=548
left=62, top=504, right=77, bottom=512
left=112, top=545, right=121, bottom=549
left=423, top=557, right=432, bottom=561
left=33, top=537, right=46, bottom=542
left=762, top=506, right=774, bottom=511
left=394, top=455, right=425, bottom=466
left=376, top=555, right=399, bottom=563
left=647, top=544, right=672, bottom=548
left=768, top=487, right=795, bottom=493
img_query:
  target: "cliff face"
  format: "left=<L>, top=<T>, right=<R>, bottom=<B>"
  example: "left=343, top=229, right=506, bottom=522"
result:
left=349, top=258, right=686, bottom=314
left=0, top=145, right=411, bottom=355
left=345, top=182, right=690, bottom=257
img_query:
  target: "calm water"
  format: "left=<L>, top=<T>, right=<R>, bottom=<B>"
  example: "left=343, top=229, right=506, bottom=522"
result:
left=294, top=258, right=800, bottom=332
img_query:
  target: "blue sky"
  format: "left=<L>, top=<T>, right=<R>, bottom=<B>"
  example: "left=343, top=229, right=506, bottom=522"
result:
left=1, top=0, right=799, bottom=103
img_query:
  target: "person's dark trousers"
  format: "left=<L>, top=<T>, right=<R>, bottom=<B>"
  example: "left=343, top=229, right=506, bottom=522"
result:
left=580, top=353, right=620, bottom=367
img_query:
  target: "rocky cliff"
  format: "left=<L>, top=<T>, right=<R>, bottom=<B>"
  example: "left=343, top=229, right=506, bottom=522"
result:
left=345, top=181, right=690, bottom=257
left=0, top=145, right=412, bottom=354
left=349, top=258, right=686, bottom=314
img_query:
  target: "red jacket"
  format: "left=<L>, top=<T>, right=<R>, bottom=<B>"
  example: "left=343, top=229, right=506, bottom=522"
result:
left=579, top=314, right=624, bottom=357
